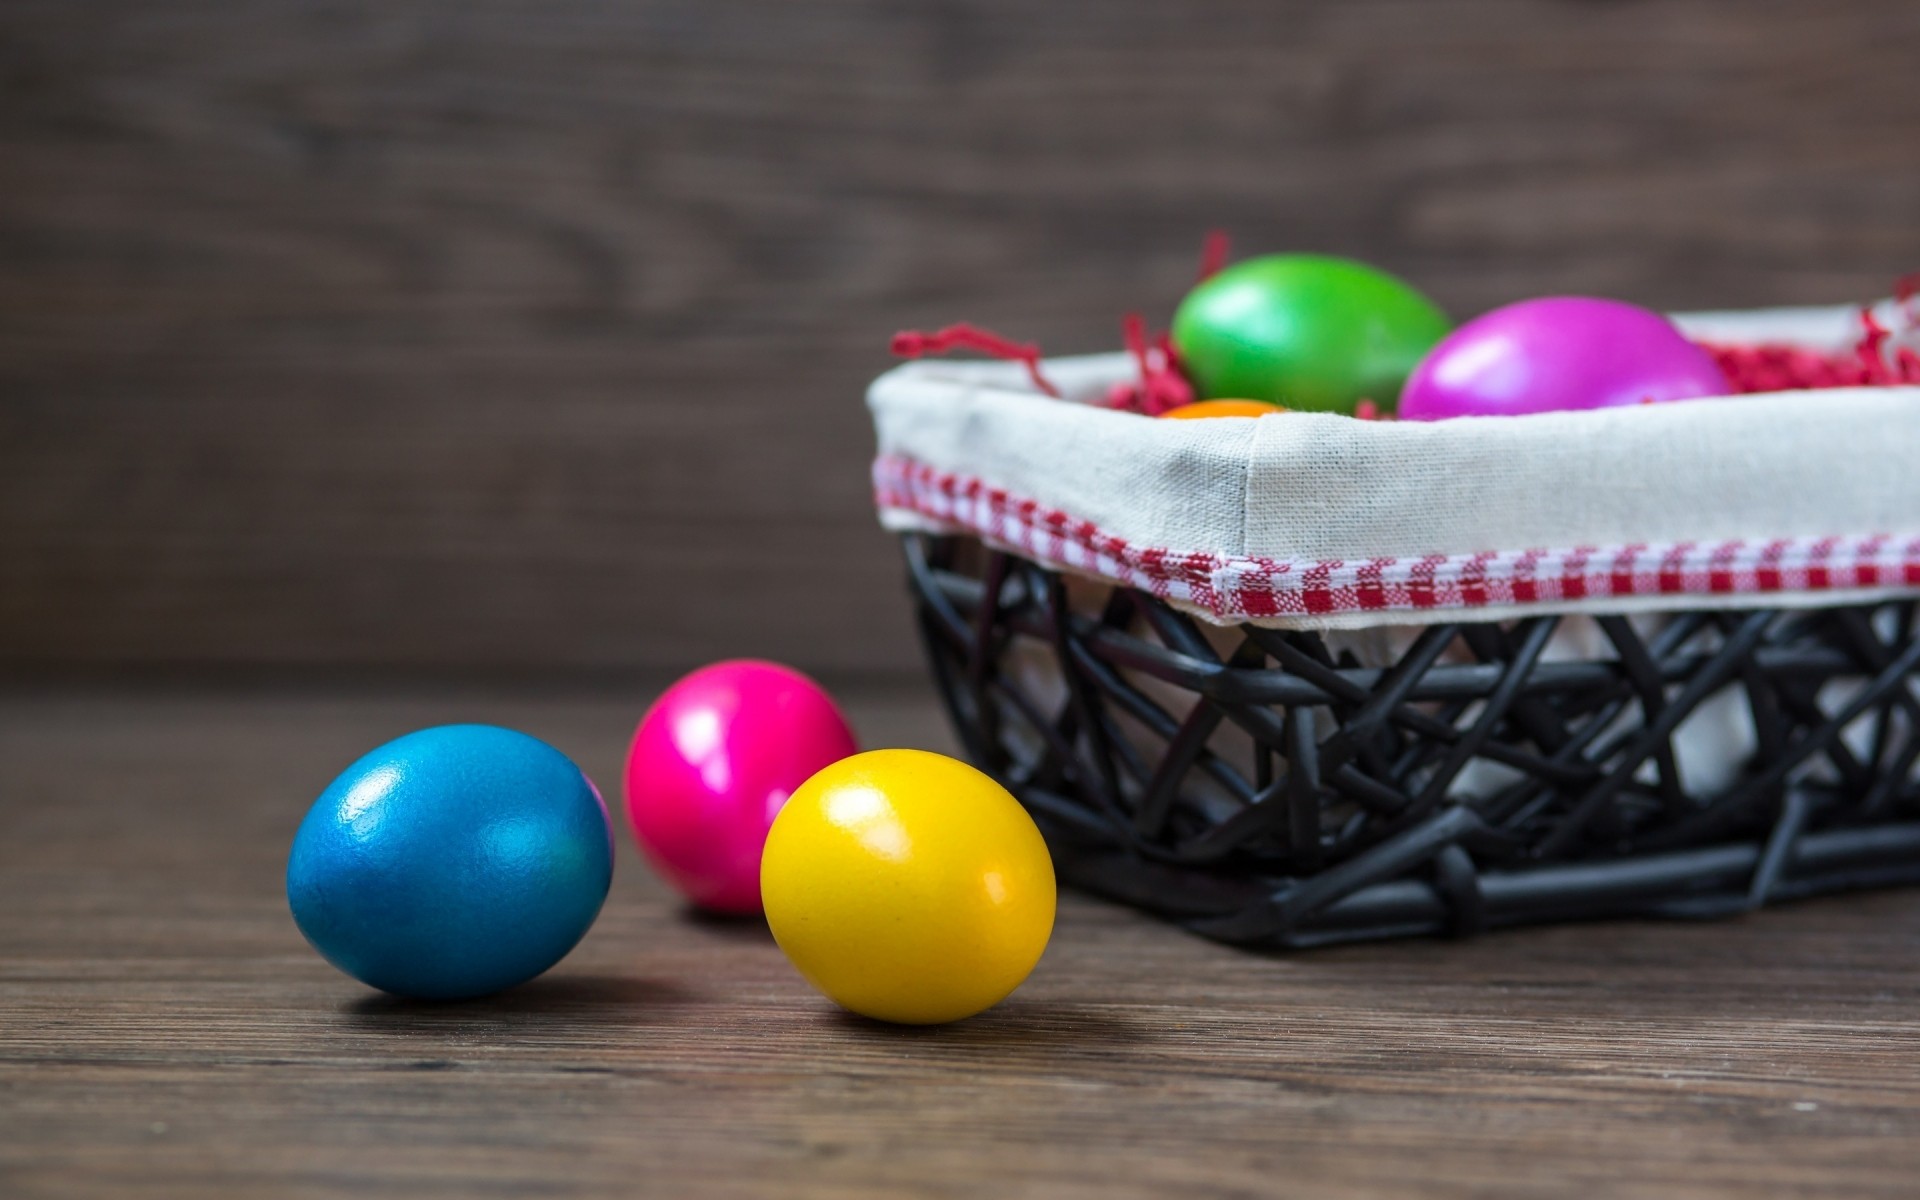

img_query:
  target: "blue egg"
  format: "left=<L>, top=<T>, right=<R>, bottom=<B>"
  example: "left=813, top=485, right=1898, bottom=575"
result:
left=287, top=725, right=614, bottom=1000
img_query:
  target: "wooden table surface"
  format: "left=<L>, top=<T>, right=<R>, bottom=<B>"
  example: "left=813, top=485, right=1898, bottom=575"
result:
left=6, top=683, right=1920, bottom=1198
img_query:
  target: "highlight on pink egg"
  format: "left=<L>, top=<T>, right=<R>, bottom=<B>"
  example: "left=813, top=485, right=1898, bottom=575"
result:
left=624, top=660, right=857, bottom=913
left=1397, top=296, right=1733, bottom=420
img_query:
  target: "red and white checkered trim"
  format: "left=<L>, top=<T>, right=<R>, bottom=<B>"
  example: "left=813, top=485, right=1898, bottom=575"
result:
left=874, top=453, right=1920, bottom=623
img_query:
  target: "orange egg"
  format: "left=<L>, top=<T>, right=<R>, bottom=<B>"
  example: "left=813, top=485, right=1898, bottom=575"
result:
left=1159, top=398, right=1287, bottom=419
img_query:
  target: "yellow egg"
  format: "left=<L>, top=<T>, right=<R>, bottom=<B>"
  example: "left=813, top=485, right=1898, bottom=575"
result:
left=1159, top=398, right=1287, bottom=419
left=760, top=749, right=1056, bottom=1024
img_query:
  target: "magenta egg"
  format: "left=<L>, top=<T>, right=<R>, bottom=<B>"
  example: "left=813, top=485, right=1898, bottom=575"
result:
left=624, top=660, right=857, bottom=913
left=1397, top=296, right=1732, bottom=420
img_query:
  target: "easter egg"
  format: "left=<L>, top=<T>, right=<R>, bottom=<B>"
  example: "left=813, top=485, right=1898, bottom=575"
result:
left=1171, top=254, right=1451, bottom=414
left=1159, top=398, right=1287, bottom=419
left=1398, top=296, right=1732, bottom=420
left=625, top=660, right=856, bottom=913
left=286, top=725, right=614, bottom=1000
left=761, top=749, right=1055, bottom=1025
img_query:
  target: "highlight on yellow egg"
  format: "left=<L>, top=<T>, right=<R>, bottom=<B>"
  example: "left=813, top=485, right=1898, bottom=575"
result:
left=1159, top=398, right=1287, bottom=419
left=759, top=749, right=1056, bottom=1025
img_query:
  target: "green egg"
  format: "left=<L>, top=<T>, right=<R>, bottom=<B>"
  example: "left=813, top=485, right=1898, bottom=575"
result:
left=1170, top=254, right=1451, bottom=414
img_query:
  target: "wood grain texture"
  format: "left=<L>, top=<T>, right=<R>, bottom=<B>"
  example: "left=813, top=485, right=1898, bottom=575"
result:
left=7, top=686, right=1920, bottom=1198
left=3, top=1, right=1920, bottom=674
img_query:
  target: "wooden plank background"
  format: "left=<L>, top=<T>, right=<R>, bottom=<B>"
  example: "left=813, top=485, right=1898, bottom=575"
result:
left=4, top=0, right=1919, bottom=677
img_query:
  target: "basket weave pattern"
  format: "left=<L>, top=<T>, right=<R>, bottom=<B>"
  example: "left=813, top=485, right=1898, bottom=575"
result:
left=906, top=534, right=1920, bottom=946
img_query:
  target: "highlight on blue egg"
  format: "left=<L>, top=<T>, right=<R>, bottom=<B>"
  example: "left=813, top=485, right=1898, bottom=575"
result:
left=286, top=725, right=615, bottom=1000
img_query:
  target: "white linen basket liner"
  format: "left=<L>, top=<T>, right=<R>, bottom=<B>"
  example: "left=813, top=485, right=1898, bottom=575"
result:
left=870, top=301, right=1920, bottom=631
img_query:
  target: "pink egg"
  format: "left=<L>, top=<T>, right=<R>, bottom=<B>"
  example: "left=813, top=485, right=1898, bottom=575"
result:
left=1397, top=296, right=1732, bottom=420
left=624, top=660, right=857, bottom=913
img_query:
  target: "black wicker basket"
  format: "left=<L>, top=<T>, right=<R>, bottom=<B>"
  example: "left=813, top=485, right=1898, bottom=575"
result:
left=905, top=533, right=1920, bottom=947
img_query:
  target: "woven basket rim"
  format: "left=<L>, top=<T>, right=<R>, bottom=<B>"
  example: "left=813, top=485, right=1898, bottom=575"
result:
left=870, top=300, right=1920, bottom=631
